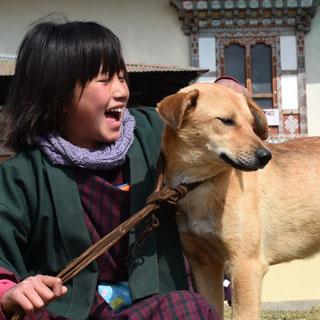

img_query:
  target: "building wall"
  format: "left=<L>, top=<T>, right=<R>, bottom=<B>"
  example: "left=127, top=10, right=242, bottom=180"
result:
left=261, top=8, right=320, bottom=304
left=262, top=255, right=320, bottom=305
left=261, top=7, right=320, bottom=305
left=0, top=0, right=190, bottom=66
left=306, top=5, right=320, bottom=136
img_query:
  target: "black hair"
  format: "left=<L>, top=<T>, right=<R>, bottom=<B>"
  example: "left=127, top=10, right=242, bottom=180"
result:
left=4, top=19, right=127, bottom=152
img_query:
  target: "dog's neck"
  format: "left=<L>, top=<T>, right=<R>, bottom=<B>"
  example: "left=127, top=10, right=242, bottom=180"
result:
left=164, top=161, right=230, bottom=188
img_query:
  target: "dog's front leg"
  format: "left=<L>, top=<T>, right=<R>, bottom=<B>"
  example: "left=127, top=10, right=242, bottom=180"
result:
left=189, top=258, right=225, bottom=319
left=230, top=258, right=268, bottom=320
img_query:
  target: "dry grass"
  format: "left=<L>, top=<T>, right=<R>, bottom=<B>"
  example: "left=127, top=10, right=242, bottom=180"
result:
left=224, top=304, right=320, bottom=319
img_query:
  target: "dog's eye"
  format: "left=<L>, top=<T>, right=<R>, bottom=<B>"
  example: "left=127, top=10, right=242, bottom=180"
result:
left=217, top=118, right=234, bottom=126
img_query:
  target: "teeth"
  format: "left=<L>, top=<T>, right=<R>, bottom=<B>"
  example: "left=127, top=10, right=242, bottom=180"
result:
left=109, top=107, right=123, bottom=113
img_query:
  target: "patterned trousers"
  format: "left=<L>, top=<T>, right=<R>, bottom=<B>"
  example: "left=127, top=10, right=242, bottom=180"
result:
left=25, top=291, right=220, bottom=320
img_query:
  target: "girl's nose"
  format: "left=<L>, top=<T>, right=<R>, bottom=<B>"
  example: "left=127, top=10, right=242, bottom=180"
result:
left=112, top=75, right=129, bottom=99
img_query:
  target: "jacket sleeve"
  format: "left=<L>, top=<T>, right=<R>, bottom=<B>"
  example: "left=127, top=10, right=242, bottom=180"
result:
left=129, top=107, right=164, bottom=153
left=0, top=149, right=74, bottom=278
left=0, top=153, right=39, bottom=278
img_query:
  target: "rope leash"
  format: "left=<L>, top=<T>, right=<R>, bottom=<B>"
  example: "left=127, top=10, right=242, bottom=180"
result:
left=12, top=151, right=202, bottom=319
left=125, top=213, right=159, bottom=264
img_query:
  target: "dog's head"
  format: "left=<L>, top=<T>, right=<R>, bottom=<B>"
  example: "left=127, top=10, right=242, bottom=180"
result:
left=156, top=83, right=271, bottom=183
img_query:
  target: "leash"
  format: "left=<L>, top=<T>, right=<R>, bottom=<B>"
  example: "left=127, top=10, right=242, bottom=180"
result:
left=12, top=151, right=202, bottom=320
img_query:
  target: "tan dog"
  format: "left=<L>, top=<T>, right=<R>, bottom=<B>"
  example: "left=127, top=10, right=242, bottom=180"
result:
left=156, top=82, right=320, bottom=320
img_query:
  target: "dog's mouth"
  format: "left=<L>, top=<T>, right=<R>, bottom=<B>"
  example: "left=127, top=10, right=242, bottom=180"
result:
left=220, top=153, right=256, bottom=171
left=220, top=148, right=272, bottom=171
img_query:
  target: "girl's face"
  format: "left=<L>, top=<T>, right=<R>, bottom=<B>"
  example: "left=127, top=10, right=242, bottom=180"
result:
left=63, top=71, right=129, bottom=149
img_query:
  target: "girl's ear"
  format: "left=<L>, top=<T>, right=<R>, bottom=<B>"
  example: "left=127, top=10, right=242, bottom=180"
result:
left=246, top=97, right=269, bottom=140
left=156, top=89, right=199, bottom=131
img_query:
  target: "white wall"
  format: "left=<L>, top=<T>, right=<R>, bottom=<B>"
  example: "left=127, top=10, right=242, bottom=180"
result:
left=262, top=254, right=320, bottom=304
left=262, top=8, right=320, bottom=302
left=0, top=0, right=190, bottom=67
left=305, top=5, right=320, bottom=136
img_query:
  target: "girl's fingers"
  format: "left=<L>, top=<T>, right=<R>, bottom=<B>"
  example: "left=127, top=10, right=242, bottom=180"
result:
left=22, top=282, right=50, bottom=310
left=40, top=276, right=67, bottom=298
left=7, top=290, right=36, bottom=315
left=2, top=275, right=68, bottom=315
left=20, top=295, right=37, bottom=315
left=51, top=281, right=68, bottom=298
left=27, top=275, right=67, bottom=304
left=19, top=276, right=66, bottom=311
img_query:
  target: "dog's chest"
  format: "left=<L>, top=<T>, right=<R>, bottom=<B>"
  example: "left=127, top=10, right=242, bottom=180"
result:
left=176, top=185, right=221, bottom=238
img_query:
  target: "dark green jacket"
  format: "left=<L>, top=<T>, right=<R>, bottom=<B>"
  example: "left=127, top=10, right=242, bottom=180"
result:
left=0, top=108, right=188, bottom=319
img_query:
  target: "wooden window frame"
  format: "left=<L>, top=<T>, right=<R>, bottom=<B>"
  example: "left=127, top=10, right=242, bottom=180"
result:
left=220, top=37, right=277, bottom=109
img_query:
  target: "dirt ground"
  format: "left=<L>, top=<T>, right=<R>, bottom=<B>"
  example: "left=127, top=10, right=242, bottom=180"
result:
left=224, top=304, right=320, bottom=320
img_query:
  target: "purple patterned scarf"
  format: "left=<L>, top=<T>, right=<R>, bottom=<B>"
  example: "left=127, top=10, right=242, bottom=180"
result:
left=37, top=109, right=135, bottom=170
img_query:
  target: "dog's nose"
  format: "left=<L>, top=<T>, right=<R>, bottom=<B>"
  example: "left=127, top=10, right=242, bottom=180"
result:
left=256, top=148, right=272, bottom=167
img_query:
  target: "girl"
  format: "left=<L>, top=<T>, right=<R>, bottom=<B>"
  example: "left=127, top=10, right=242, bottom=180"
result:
left=0, top=20, right=221, bottom=319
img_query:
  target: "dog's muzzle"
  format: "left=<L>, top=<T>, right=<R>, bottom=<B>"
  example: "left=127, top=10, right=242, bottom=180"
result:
left=220, top=147, right=272, bottom=171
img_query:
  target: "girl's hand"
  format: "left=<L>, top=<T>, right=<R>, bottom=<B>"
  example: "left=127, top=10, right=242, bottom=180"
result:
left=1, top=275, right=67, bottom=316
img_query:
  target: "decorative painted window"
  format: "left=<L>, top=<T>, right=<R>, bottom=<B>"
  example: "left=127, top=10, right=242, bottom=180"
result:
left=171, top=0, right=319, bottom=142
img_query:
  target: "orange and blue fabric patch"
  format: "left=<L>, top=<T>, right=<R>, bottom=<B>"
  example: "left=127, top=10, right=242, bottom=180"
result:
left=117, top=183, right=130, bottom=191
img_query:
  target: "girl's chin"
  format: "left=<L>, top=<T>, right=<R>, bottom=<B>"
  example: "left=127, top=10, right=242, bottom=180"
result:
left=104, top=119, right=123, bottom=136
left=102, top=131, right=122, bottom=144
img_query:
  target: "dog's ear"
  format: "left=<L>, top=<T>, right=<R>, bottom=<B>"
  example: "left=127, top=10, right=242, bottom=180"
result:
left=156, top=89, right=199, bottom=131
left=246, top=97, right=269, bottom=140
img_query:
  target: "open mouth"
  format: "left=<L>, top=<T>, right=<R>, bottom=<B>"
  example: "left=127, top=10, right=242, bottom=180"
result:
left=105, top=107, right=123, bottom=123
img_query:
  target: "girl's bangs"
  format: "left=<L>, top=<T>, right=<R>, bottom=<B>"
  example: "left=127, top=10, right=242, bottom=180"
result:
left=78, top=26, right=127, bottom=85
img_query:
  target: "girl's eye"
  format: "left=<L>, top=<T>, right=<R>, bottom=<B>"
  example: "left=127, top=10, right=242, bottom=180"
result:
left=217, top=117, right=234, bottom=126
left=118, top=72, right=126, bottom=82
left=99, top=78, right=110, bottom=84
